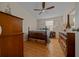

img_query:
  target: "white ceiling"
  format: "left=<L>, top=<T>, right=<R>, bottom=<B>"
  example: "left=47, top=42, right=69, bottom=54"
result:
left=18, top=2, right=75, bottom=19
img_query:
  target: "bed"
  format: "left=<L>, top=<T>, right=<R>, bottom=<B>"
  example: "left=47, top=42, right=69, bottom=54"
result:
left=28, top=27, right=50, bottom=44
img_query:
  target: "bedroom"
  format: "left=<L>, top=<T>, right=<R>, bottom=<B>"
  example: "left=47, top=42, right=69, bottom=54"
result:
left=0, top=2, right=77, bottom=57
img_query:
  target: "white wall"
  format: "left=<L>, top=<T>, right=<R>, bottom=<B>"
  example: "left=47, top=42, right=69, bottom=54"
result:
left=37, top=16, right=64, bottom=38
left=53, top=16, right=64, bottom=38
left=75, top=3, right=79, bottom=57
left=37, top=19, right=45, bottom=29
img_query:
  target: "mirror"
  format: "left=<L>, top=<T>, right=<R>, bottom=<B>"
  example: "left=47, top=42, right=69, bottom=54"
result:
left=65, top=9, right=75, bottom=31
left=0, top=25, right=2, bottom=35
left=64, top=8, right=75, bottom=32
left=69, top=9, right=75, bottom=29
left=66, top=14, right=71, bottom=29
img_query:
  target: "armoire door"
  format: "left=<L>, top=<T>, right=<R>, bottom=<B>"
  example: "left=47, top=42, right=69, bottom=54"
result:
left=0, top=11, right=23, bottom=57
left=1, top=34, right=23, bottom=57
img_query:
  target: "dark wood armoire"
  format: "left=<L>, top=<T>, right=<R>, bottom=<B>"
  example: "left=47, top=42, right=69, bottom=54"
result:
left=0, top=11, right=23, bottom=57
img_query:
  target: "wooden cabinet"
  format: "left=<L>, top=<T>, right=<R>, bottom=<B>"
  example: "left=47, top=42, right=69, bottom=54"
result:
left=67, top=33, right=75, bottom=57
left=59, top=32, right=75, bottom=57
left=0, top=11, right=23, bottom=57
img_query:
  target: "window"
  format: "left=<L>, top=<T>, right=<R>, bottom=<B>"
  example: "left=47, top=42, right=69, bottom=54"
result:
left=45, top=21, right=54, bottom=31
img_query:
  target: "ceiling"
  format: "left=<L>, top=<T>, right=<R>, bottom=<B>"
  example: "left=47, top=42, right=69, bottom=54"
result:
left=18, top=2, right=75, bottom=19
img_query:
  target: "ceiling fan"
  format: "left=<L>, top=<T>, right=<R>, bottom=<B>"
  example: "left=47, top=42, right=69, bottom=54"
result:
left=34, top=2, right=55, bottom=15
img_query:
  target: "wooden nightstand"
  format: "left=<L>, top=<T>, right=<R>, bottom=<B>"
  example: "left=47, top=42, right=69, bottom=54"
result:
left=50, top=31, right=56, bottom=38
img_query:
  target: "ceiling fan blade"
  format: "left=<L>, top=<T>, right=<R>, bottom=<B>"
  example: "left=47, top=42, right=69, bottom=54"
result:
left=34, top=9, right=42, bottom=11
left=42, top=2, right=45, bottom=9
left=46, top=6, right=55, bottom=10
left=39, top=11, right=42, bottom=15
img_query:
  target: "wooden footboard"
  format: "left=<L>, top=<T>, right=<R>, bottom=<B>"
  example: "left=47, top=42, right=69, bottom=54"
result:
left=28, top=27, right=48, bottom=43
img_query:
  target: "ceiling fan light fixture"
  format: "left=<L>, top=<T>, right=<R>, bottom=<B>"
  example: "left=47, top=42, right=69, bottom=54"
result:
left=42, top=10, right=45, bottom=12
left=34, top=2, right=55, bottom=15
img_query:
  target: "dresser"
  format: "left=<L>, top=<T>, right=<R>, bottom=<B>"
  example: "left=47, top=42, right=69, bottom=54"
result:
left=59, top=32, right=75, bottom=57
left=0, top=11, right=23, bottom=57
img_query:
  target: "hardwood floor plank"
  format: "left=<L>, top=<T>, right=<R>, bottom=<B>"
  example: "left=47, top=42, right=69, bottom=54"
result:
left=24, top=38, right=65, bottom=57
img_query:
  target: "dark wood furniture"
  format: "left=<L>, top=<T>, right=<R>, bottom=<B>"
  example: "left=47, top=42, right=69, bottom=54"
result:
left=0, top=11, right=23, bottom=57
left=67, top=33, right=75, bottom=57
left=59, top=32, right=75, bottom=57
left=28, top=27, right=48, bottom=43
left=50, top=31, right=56, bottom=38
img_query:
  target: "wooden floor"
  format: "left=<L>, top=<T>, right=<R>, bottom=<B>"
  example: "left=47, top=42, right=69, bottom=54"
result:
left=24, top=38, right=65, bottom=57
